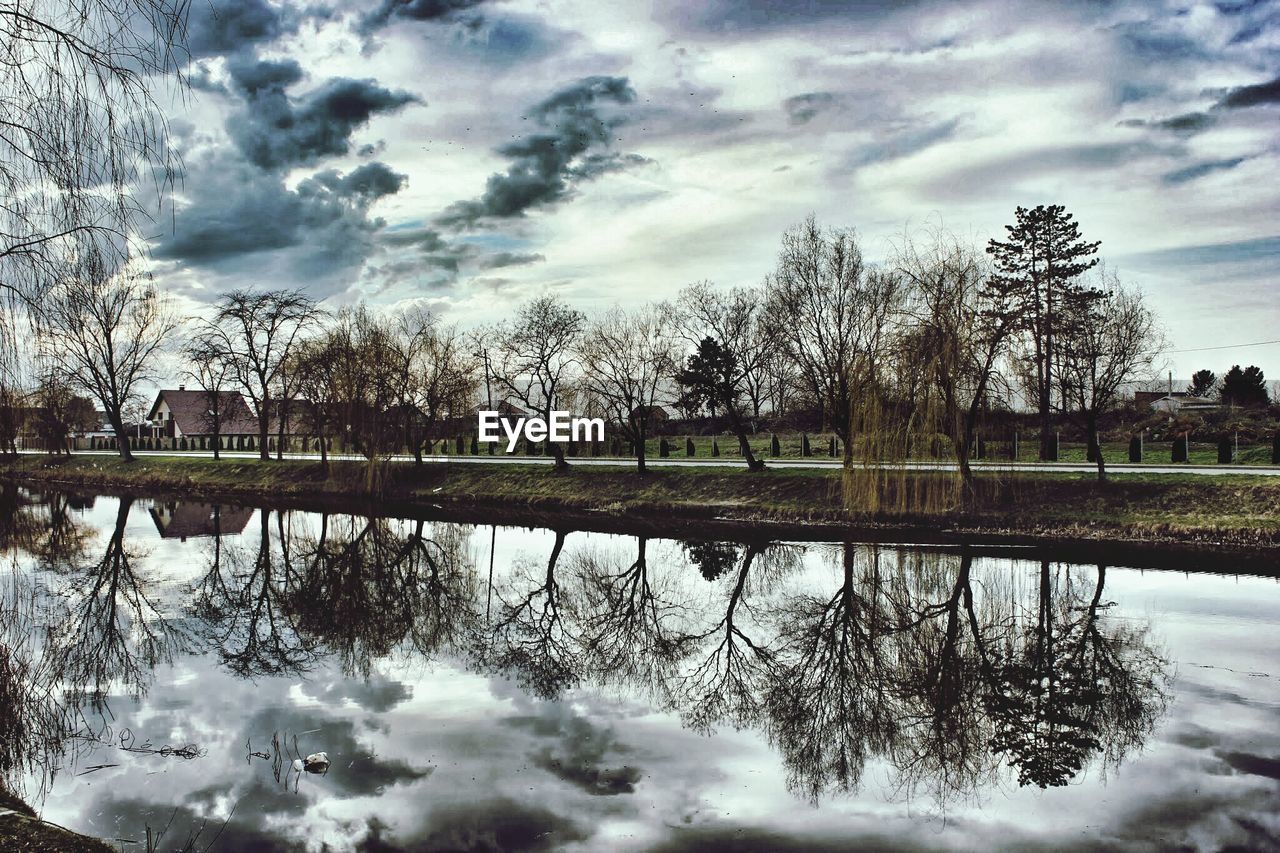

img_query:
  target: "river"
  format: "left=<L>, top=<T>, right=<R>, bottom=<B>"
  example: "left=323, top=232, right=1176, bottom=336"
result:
left=1, top=485, right=1277, bottom=851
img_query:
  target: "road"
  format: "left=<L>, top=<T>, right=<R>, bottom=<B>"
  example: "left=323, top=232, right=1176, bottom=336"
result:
left=20, top=449, right=1280, bottom=477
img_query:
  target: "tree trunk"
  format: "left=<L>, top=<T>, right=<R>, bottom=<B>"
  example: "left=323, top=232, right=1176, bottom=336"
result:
left=318, top=426, right=329, bottom=476
left=1089, top=416, right=1106, bottom=484
left=258, top=405, right=270, bottom=461
left=276, top=401, right=288, bottom=460
left=634, top=419, right=647, bottom=474
left=549, top=439, right=569, bottom=471
left=724, top=402, right=764, bottom=471
left=107, top=409, right=134, bottom=462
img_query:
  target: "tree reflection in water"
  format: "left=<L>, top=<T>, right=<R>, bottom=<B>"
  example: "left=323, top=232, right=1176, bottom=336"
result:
left=0, top=492, right=1172, bottom=813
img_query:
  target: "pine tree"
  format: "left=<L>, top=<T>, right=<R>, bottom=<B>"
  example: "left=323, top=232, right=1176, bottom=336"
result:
left=1220, top=365, right=1269, bottom=407
left=986, top=205, right=1101, bottom=460
left=1187, top=369, right=1216, bottom=398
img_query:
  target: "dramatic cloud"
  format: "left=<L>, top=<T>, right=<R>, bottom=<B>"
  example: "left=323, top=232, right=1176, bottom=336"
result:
left=437, top=76, right=641, bottom=227
left=153, top=150, right=407, bottom=291
left=225, top=57, right=421, bottom=171
left=186, top=0, right=295, bottom=58
left=1163, top=156, right=1247, bottom=184
left=359, top=0, right=488, bottom=34
left=1216, top=75, right=1280, bottom=108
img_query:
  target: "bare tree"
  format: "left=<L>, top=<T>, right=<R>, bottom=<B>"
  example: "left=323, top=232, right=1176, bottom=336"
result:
left=183, top=330, right=235, bottom=461
left=36, top=252, right=178, bottom=461
left=766, top=216, right=902, bottom=462
left=0, top=1, right=188, bottom=315
left=395, top=308, right=479, bottom=464
left=580, top=306, right=676, bottom=473
left=203, top=290, right=321, bottom=461
left=1057, top=275, right=1164, bottom=483
left=494, top=296, right=585, bottom=471
left=32, top=373, right=96, bottom=455
left=290, top=334, right=345, bottom=474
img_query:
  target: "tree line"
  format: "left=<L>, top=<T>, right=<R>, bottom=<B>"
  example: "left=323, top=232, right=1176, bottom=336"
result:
left=2, top=206, right=1175, bottom=492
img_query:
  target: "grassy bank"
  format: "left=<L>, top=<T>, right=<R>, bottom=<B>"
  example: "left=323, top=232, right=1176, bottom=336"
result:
left=0, top=784, right=111, bottom=852
left=2, top=454, right=1279, bottom=549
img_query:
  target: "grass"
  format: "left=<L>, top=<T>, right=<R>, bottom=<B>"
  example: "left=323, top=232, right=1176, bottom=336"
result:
left=87, top=432, right=1279, bottom=466
left=3, top=453, right=1280, bottom=548
left=0, top=783, right=112, bottom=852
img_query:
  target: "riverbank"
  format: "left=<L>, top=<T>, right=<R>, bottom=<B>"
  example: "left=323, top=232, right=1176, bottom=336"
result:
left=0, top=785, right=111, bottom=852
left=3, top=454, right=1279, bottom=553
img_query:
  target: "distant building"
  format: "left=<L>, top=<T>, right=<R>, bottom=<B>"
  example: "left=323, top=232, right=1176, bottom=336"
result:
left=630, top=405, right=671, bottom=431
left=1134, top=390, right=1219, bottom=413
left=146, top=388, right=259, bottom=440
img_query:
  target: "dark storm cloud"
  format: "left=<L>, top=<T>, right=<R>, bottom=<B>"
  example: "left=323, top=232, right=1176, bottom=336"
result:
left=1158, top=112, right=1216, bottom=133
left=478, top=251, right=545, bottom=269
left=1217, top=750, right=1280, bottom=780
left=154, top=150, right=406, bottom=287
left=1216, top=75, right=1280, bottom=108
left=225, top=57, right=421, bottom=171
left=359, top=0, right=488, bottom=34
left=186, top=0, right=295, bottom=58
left=655, top=0, right=923, bottom=36
left=1162, top=156, right=1247, bottom=184
left=437, top=76, right=640, bottom=227
left=783, top=92, right=836, bottom=125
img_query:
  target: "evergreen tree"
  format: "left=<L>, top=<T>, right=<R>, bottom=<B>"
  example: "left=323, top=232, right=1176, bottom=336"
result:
left=1187, top=369, right=1216, bottom=398
left=986, top=205, right=1101, bottom=460
left=1220, top=365, right=1269, bottom=407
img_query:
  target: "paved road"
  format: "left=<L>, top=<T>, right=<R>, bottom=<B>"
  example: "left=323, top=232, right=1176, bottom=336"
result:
left=19, top=449, right=1280, bottom=476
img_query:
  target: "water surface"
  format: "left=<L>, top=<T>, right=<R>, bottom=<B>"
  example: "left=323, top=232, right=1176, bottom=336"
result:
left=1, top=486, right=1278, bottom=851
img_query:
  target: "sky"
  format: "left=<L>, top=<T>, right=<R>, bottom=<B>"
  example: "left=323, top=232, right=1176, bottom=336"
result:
left=152, top=0, right=1280, bottom=378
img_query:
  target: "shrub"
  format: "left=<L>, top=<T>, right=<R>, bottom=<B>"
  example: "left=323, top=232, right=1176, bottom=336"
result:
left=1172, top=434, right=1188, bottom=463
left=686, top=437, right=695, bottom=456
left=659, top=438, right=670, bottom=458
left=711, top=438, right=720, bottom=457
left=1128, top=435, right=1142, bottom=462
left=801, top=434, right=811, bottom=457
left=770, top=434, right=781, bottom=456
left=1218, top=435, right=1233, bottom=464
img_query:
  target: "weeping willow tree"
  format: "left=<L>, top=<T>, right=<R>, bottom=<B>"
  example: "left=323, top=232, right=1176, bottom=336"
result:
left=0, top=0, right=190, bottom=361
left=843, top=229, right=1018, bottom=513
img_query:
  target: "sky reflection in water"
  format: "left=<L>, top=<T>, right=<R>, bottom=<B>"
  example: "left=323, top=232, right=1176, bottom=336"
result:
left=1, top=486, right=1278, bottom=851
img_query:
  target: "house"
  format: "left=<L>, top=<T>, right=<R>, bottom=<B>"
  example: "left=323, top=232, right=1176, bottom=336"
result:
left=630, top=405, right=671, bottom=432
left=147, top=388, right=259, bottom=440
left=1134, top=390, right=1219, bottom=413
left=148, top=500, right=253, bottom=541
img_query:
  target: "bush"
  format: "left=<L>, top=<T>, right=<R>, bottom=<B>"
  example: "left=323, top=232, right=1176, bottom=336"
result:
left=470, top=435, right=479, bottom=455
left=1172, top=434, right=1188, bottom=463
left=1128, top=435, right=1142, bottom=462
left=770, top=434, right=781, bottom=456
left=801, top=434, right=811, bottom=457
left=711, top=438, right=720, bottom=457
left=1218, top=435, right=1233, bottom=464
left=659, top=438, right=670, bottom=458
